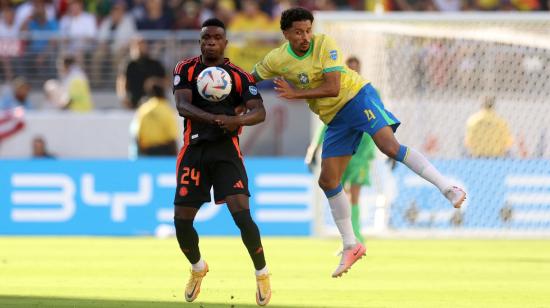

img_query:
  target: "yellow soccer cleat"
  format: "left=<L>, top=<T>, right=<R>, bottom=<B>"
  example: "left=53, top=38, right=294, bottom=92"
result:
left=255, top=273, right=272, bottom=306
left=184, top=261, right=209, bottom=302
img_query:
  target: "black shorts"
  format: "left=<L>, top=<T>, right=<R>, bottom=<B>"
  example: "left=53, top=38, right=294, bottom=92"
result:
left=174, top=136, right=250, bottom=207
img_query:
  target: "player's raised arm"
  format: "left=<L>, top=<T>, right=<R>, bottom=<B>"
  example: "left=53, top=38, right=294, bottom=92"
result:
left=174, top=88, right=217, bottom=124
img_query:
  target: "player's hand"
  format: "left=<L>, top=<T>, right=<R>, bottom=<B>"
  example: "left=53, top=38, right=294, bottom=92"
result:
left=274, top=77, right=297, bottom=99
left=304, top=145, right=318, bottom=173
left=234, top=104, right=247, bottom=115
left=214, top=115, right=240, bottom=132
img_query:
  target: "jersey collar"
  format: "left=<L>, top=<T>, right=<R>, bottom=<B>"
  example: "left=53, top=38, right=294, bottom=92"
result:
left=286, top=41, right=313, bottom=60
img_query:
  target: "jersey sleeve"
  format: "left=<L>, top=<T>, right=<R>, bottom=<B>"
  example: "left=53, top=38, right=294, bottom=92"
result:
left=252, top=50, right=278, bottom=81
left=320, top=35, right=345, bottom=74
left=172, top=61, right=193, bottom=93
left=238, top=71, right=263, bottom=104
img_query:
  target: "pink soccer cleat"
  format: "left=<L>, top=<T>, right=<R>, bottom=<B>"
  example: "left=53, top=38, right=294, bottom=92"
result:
left=444, top=186, right=467, bottom=209
left=332, top=242, right=366, bottom=278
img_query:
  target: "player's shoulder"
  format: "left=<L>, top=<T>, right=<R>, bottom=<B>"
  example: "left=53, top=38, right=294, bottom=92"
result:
left=266, top=43, right=288, bottom=60
left=314, top=33, right=337, bottom=47
left=224, top=59, right=255, bottom=83
left=173, top=56, right=201, bottom=74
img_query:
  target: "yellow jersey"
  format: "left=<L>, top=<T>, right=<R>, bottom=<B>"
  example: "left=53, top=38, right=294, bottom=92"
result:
left=465, top=109, right=513, bottom=157
left=134, top=97, right=179, bottom=149
left=253, top=33, right=368, bottom=124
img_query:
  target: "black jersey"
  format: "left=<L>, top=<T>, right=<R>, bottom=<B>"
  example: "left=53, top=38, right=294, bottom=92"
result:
left=173, top=56, right=262, bottom=144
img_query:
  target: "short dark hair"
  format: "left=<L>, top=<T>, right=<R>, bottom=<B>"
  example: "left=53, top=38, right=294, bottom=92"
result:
left=202, top=18, right=226, bottom=31
left=63, top=55, right=76, bottom=68
left=144, top=77, right=165, bottom=98
left=280, top=7, right=314, bottom=31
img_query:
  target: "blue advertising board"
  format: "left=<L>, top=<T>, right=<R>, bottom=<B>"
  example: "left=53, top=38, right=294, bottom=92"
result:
left=2, top=158, right=549, bottom=235
left=390, top=159, right=550, bottom=229
left=0, top=158, right=313, bottom=236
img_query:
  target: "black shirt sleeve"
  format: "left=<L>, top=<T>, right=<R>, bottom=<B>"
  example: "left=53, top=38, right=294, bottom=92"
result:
left=172, top=61, right=193, bottom=93
left=237, top=71, right=262, bottom=104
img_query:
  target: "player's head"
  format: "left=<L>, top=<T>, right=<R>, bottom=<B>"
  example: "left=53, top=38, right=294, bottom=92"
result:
left=200, top=18, right=227, bottom=62
left=346, top=56, right=361, bottom=73
left=144, top=77, right=165, bottom=98
left=280, top=7, right=314, bottom=55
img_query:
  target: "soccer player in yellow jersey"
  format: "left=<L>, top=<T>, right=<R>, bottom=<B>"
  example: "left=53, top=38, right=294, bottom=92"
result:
left=252, top=7, right=467, bottom=278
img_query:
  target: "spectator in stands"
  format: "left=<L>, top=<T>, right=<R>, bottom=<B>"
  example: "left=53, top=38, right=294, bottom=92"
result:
left=136, top=0, right=172, bottom=30
left=15, top=0, right=56, bottom=28
left=59, top=0, right=97, bottom=58
left=0, top=77, right=31, bottom=110
left=91, top=0, right=136, bottom=85
left=391, top=0, right=437, bottom=10
left=130, top=76, right=178, bottom=157
left=32, top=135, right=55, bottom=158
left=227, top=0, right=279, bottom=72
left=0, top=5, right=23, bottom=81
left=229, top=0, right=274, bottom=31
left=21, top=0, right=59, bottom=80
left=55, top=55, right=94, bottom=112
left=172, top=1, right=201, bottom=30
left=465, top=96, right=513, bottom=158
left=117, top=36, right=166, bottom=109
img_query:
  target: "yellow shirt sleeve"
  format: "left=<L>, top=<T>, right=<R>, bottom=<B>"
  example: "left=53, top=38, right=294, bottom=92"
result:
left=252, top=49, right=279, bottom=81
left=320, top=36, right=345, bottom=73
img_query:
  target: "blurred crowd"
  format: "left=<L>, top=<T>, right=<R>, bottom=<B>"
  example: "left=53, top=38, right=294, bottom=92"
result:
left=0, top=0, right=547, bottom=112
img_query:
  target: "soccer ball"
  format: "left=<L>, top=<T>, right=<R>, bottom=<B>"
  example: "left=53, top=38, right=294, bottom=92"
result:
left=196, top=67, right=232, bottom=102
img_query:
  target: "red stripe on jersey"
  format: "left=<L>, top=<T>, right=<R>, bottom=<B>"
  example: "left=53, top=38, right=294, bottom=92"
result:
left=174, top=59, right=190, bottom=74
left=232, top=136, right=244, bottom=162
left=227, top=63, right=254, bottom=83
left=231, top=70, right=242, bottom=95
left=176, top=120, right=192, bottom=172
left=174, top=56, right=199, bottom=75
left=187, top=62, right=198, bottom=82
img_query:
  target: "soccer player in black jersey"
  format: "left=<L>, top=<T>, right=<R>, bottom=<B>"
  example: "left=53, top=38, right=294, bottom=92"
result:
left=172, top=18, right=271, bottom=306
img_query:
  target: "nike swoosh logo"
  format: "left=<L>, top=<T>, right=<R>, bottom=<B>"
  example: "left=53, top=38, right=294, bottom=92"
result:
left=257, top=286, right=265, bottom=302
left=352, top=246, right=361, bottom=256
left=186, top=283, right=197, bottom=299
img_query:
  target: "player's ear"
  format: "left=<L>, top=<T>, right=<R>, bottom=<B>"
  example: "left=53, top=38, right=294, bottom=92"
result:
left=282, top=30, right=289, bottom=40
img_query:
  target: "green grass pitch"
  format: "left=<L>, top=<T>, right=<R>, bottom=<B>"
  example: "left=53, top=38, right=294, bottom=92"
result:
left=1, top=237, right=549, bottom=308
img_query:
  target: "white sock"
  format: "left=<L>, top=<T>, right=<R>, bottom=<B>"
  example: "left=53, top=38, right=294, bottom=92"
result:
left=191, top=258, right=205, bottom=272
left=255, top=266, right=269, bottom=276
left=328, top=190, right=357, bottom=248
left=402, top=147, right=453, bottom=192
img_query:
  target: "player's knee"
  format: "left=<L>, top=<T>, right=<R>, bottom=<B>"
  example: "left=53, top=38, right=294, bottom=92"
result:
left=378, top=141, right=400, bottom=159
left=318, top=175, right=339, bottom=192
left=231, top=209, right=255, bottom=229
left=174, top=217, right=194, bottom=232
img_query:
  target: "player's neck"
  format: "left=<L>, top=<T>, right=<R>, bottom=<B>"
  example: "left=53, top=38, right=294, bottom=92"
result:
left=201, top=55, right=225, bottom=67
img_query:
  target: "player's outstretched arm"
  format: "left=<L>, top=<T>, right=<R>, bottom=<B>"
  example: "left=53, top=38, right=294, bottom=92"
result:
left=175, top=88, right=217, bottom=124
left=274, top=71, right=340, bottom=100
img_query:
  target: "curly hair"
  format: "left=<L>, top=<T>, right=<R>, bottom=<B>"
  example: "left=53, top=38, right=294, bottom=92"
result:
left=280, top=7, right=314, bottom=31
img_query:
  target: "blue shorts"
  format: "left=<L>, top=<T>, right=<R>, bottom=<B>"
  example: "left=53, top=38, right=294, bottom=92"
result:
left=322, top=84, right=400, bottom=158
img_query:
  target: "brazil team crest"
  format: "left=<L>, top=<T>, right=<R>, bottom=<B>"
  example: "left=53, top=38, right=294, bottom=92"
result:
left=298, top=72, right=309, bottom=84
left=329, top=50, right=338, bottom=60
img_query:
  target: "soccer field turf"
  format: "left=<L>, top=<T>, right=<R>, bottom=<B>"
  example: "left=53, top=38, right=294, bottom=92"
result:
left=1, top=237, right=549, bottom=308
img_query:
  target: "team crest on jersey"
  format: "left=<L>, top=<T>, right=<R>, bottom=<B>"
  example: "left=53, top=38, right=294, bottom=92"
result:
left=298, top=72, right=309, bottom=84
left=329, top=50, right=338, bottom=60
left=249, top=85, right=258, bottom=95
